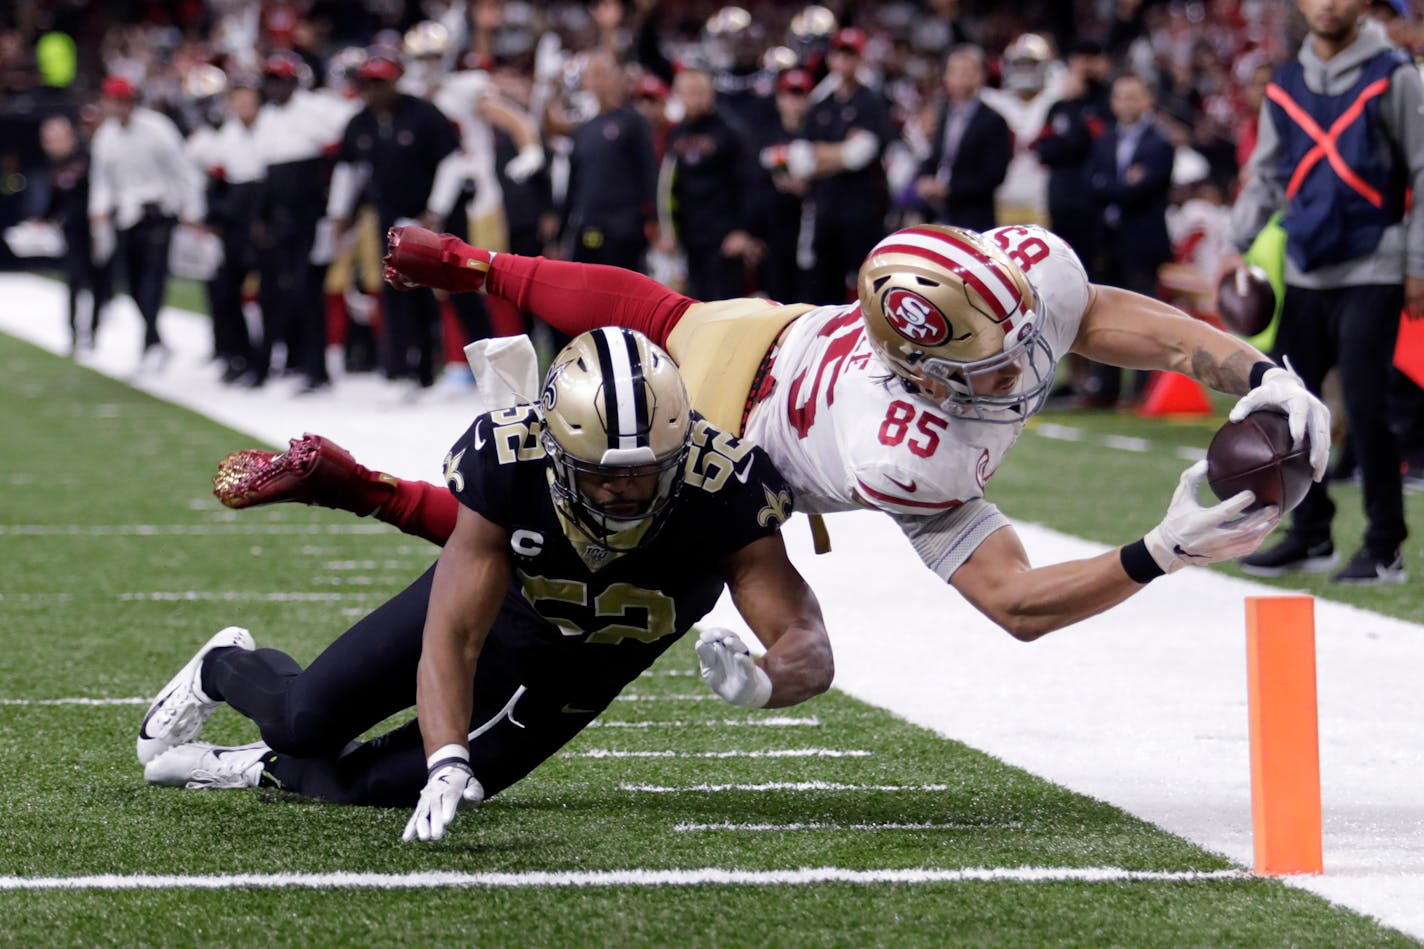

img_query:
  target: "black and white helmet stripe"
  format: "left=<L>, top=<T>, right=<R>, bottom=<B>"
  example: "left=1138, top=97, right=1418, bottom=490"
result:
left=590, top=326, right=650, bottom=453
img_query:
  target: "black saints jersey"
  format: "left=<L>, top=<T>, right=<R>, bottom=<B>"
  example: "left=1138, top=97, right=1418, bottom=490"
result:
left=442, top=405, right=795, bottom=686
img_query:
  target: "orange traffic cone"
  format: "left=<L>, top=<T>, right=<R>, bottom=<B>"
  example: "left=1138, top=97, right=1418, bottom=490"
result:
left=1395, top=308, right=1424, bottom=389
left=1137, top=371, right=1212, bottom=417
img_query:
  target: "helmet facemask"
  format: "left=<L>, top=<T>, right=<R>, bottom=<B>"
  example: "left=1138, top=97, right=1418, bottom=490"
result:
left=913, top=305, right=1056, bottom=423
left=539, top=328, right=692, bottom=558
left=543, top=436, right=688, bottom=552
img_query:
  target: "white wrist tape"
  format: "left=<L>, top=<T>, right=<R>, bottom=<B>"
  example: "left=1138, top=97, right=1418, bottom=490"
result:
left=426, top=743, right=470, bottom=769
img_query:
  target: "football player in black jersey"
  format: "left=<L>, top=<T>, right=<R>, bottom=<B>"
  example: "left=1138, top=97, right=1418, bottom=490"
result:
left=138, top=328, right=833, bottom=843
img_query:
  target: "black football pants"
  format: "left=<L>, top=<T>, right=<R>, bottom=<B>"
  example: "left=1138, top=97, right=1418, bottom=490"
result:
left=1275, top=283, right=1406, bottom=555
left=201, top=565, right=612, bottom=807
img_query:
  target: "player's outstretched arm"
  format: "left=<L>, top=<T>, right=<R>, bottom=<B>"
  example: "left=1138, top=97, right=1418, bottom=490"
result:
left=404, top=503, right=510, bottom=843
left=950, top=463, right=1278, bottom=641
left=1072, top=285, right=1329, bottom=474
left=718, top=533, right=834, bottom=708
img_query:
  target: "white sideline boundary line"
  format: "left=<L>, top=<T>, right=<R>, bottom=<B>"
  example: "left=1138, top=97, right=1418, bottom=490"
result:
left=572, top=749, right=869, bottom=759
left=675, top=822, right=1024, bottom=832
left=585, top=718, right=820, bottom=728
left=0, top=867, right=1252, bottom=891
left=621, top=782, right=950, bottom=793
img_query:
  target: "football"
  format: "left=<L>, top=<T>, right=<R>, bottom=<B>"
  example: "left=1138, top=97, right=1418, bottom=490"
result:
left=1206, top=410, right=1313, bottom=512
left=1216, top=265, right=1276, bottom=337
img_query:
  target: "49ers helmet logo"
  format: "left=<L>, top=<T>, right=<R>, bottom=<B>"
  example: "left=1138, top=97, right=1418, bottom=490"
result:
left=881, top=288, right=949, bottom=345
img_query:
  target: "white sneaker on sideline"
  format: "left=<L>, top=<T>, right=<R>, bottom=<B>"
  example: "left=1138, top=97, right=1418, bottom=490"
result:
left=145, top=741, right=271, bottom=789
left=137, top=626, right=255, bottom=765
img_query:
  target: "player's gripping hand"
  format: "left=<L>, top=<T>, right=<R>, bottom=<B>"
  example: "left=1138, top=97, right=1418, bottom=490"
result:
left=695, top=627, right=772, bottom=708
left=1144, top=461, right=1279, bottom=573
left=401, top=748, right=485, bottom=843
left=384, top=225, right=493, bottom=294
left=1228, top=360, right=1330, bottom=480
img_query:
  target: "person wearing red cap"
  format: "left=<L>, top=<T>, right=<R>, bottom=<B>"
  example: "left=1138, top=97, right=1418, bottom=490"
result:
left=236, top=50, right=356, bottom=392
left=326, top=49, right=459, bottom=390
left=631, top=73, right=672, bottom=161
left=752, top=68, right=817, bottom=301
left=798, top=24, right=894, bottom=304
left=89, top=73, right=206, bottom=373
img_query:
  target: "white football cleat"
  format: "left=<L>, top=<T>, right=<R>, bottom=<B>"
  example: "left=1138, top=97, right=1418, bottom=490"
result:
left=137, top=626, right=255, bottom=765
left=145, top=741, right=271, bottom=789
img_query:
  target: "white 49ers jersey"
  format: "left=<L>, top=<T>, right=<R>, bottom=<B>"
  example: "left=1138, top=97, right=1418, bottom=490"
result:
left=745, top=225, right=1089, bottom=549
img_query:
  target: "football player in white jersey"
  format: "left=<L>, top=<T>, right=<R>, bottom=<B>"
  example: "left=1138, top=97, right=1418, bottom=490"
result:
left=218, top=222, right=1329, bottom=642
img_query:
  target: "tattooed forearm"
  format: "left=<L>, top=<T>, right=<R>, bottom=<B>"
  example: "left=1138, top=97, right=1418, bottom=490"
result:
left=1188, top=348, right=1258, bottom=395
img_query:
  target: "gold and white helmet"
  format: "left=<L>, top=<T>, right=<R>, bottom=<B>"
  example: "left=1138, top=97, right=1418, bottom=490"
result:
left=1002, top=32, right=1054, bottom=94
left=858, top=224, right=1054, bottom=423
left=540, top=328, right=692, bottom=551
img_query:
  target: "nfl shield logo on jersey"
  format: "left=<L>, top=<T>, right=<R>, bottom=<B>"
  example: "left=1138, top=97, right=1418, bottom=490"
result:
left=881, top=288, right=949, bottom=346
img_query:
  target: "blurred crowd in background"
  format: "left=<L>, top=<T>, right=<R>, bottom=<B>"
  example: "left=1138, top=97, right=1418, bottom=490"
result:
left=0, top=0, right=1419, bottom=403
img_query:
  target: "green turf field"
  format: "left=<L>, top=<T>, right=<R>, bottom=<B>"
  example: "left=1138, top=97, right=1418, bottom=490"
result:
left=1, top=330, right=1418, bottom=947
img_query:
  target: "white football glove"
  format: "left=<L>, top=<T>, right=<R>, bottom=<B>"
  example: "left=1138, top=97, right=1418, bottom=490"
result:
left=1228, top=360, right=1331, bottom=481
left=503, top=144, right=545, bottom=184
left=401, top=755, right=485, bottom=843
left=695, top=627, right=773, bottom=708
left=785, top=140, right=816, bottom=180
left=1144, top=461, right=1280, bottom=573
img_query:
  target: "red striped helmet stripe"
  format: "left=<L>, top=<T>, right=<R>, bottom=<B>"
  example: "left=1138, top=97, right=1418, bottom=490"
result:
left=874, top=228, right=1024, bottom=323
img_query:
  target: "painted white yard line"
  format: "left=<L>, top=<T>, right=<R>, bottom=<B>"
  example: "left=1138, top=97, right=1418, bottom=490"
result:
left=118, top=592, right=383, bottom=602
left=0, top=866, right=1251, bottom=891
left=0, top=697, right=147, bottom=706
left=1100, top=434, right=1152, bottom=452
left=613, top=693, right=716, bottom=702
left=674, top=822, right=1024, bottom=832
left=1032, top=423, right=1085, bottom=442
left=1031, top=422, right=1206, bottom=463
left=572, top=749, right=869, bottom=759
left=621, top=782, right=950, bottom=793
left=585, top=718, right=820, bottom=729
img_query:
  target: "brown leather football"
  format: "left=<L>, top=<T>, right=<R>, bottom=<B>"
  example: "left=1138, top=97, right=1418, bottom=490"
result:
left=1216, top=265, right=1275, bottom=337
left=1207, top=410, right=1313, bottom=512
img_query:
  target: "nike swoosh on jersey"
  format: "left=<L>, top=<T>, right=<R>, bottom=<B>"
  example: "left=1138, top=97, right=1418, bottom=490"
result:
left=473, top=421, right=487, bottom=450
left=885, top=475, right=917, bottom=493
left=733, top=454, right=756, bottom=484
left=561, top=703, right=599, bottom=715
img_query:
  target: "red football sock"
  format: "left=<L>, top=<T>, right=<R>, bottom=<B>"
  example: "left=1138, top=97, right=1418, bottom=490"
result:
left=486, top=255, right=695, bottom=349
left=324, top=292, right=348, bottom=347
left=373, top=478, right=459, bottom=546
